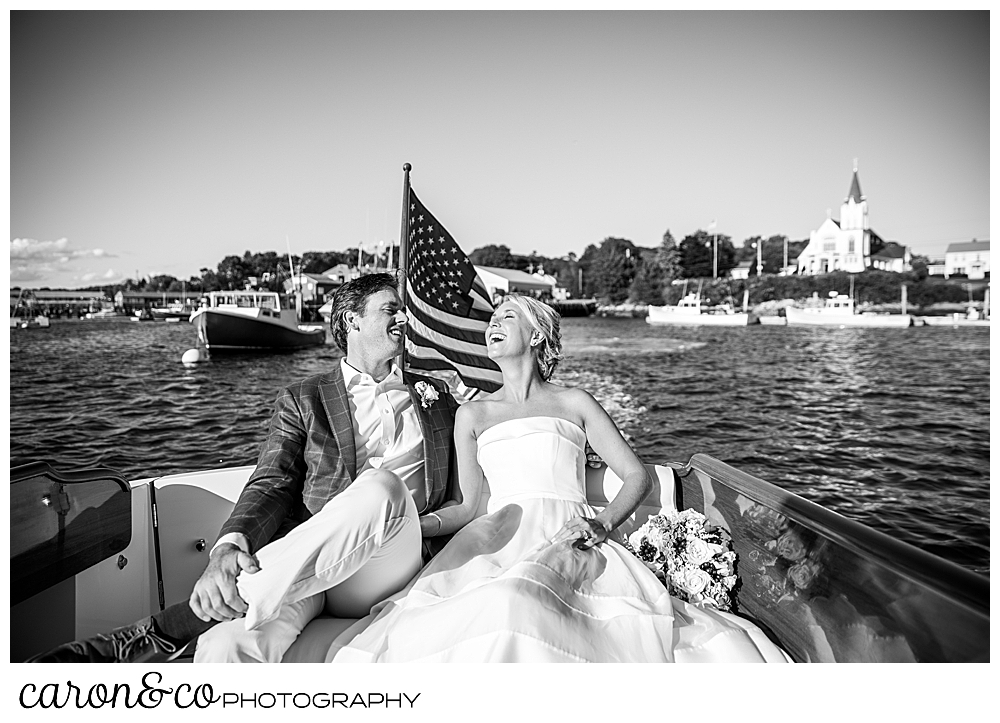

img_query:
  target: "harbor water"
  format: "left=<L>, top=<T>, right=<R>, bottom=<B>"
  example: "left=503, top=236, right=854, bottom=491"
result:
left=9, top=317, right=990, bottom=576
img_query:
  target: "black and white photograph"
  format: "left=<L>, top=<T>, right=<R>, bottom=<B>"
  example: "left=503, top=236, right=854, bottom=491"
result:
left=8, top=5, right=991, bottom=717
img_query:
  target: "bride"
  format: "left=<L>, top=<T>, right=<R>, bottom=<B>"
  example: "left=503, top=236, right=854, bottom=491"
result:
left=329, top=294, right=789, bottom=663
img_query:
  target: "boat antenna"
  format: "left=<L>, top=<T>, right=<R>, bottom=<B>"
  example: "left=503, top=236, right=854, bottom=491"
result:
left=397, top=163, right=412, bottom=371
left=286, top=236, right=296, bottom=292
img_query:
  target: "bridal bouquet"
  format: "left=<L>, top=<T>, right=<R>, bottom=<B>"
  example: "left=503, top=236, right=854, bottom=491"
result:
left=627, top=509, right=738, bottom=611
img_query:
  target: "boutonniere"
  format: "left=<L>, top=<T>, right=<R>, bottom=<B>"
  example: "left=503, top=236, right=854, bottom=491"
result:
left=413, top=380, right=440, bottom=409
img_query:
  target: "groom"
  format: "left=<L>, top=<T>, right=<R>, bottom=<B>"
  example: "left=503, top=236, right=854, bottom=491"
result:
left=30, top=273, right=460, bottom=663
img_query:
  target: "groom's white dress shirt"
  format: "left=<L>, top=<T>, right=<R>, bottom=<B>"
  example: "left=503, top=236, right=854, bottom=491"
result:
left=214, top=358, right=426, bottom=555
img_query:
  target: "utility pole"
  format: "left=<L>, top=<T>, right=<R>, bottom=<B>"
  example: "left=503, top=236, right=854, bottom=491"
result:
left=713, top=232, right=718, bottom=279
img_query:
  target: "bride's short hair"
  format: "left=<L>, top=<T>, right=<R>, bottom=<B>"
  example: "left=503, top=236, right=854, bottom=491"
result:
left=501, top=293, right=563, bottom=381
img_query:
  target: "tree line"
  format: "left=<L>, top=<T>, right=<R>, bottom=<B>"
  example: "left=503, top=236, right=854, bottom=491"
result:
left=62, top=230, right=968, bottom=307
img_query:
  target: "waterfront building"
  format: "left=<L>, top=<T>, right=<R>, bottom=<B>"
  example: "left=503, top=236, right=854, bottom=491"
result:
left=281, top=272, right=341, bottom=304
left=114, top=290, right=200, bottom=312
left=943, top=240, right=990, bottom=279
left=320, top=264, right=363, bottom=285
left=730, top=260, right=753, bottom=280
left=474, top=265, right=557, bottom=303
left=926, top=259, right=947, bottom=277
left=870, top=242, right=911, bottom=273
left=797, top=165, right=910, bottom=276
left=10, top=289, right=108, bottom=316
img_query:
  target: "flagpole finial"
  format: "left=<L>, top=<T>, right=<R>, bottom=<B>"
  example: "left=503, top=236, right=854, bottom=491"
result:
left=403, top=163, right=411, bottom=172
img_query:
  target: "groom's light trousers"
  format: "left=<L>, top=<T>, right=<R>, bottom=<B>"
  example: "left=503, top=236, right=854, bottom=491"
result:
left=194, top=469, right=422, bottom=663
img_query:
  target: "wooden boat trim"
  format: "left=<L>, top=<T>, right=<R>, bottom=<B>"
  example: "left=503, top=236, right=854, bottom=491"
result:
left=675, top=454, right=987, bottom=615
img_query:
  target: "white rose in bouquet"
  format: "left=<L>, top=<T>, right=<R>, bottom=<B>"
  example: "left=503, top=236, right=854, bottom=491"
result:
left=672, top=567, right=711, bottom=596
left=683, top=537, right=714, bottom=566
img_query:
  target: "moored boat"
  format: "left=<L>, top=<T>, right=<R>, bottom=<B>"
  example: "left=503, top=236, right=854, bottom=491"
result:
left=786, top=293, right=912, bottom=328
left=189, top=290, right=326, bottom=351
left=84, top=306, right=124, bottom=320
left=150, top=301, right=198, bottom=321
left=647, top=293, right=751, bottom=326
left=10, top=289, right=52, bottom=329
left=10, top=456, right=988, bottom=663
left=758, top=315, right=787, bottom=326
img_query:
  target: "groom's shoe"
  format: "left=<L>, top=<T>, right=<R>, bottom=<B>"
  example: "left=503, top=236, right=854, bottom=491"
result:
left=26, top=616, right=184, bottom=663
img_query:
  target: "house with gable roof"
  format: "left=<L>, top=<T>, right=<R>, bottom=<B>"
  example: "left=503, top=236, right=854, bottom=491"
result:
left=944, top=240, right=990, bottom=279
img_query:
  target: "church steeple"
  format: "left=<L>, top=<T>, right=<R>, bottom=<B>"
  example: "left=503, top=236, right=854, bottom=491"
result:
left=840, top=160, right=868, bottom=233
left=846, top=159, right=864, bottom=203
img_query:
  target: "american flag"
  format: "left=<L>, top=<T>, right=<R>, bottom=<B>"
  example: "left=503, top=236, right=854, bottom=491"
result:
left=403, top=188, right=502, bottom=401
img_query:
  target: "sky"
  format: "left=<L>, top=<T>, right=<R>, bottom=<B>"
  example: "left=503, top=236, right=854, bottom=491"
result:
left=8, top=9, right=991, bottom=289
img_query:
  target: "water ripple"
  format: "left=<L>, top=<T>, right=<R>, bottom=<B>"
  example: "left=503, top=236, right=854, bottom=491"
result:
left=9, top=318, right=990, bottom=575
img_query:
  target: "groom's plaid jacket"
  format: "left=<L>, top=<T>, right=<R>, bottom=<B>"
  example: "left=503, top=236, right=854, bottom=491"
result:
left=219, top=363, right=458, bottom=555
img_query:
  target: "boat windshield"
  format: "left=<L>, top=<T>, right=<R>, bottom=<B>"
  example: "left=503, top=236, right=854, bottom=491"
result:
left=213, top=293, right=279, bottom=310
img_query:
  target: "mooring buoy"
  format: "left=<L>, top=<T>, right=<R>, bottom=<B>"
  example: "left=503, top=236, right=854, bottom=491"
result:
left=182, top=348, right=208, bottom=364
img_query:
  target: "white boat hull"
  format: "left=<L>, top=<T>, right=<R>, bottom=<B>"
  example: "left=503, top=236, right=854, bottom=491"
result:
left=646, top=305, right=750, bottom=326
left=758, top=316, right=787, bottom=326
left=785, top=307, right=912, bottom=328
left=918, top=315, right=990, bottom=327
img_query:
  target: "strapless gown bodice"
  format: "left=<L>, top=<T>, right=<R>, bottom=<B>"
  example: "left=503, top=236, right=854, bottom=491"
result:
left=329, top=417, right=789, bottom=663
left=477, top=416, right=591, bottom=512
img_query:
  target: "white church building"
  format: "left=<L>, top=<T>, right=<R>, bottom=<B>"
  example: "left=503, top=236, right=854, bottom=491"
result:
left=797, top=166, right=907, bottom=276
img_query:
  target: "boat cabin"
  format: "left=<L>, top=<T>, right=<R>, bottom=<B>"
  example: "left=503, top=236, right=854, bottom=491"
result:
left=824, top=293, right=855, bottom=312
left=206, top=290, right=296, bottom=317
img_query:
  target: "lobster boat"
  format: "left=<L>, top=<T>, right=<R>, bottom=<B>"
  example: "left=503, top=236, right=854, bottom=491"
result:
left=646, top=294, right=751, bottom=327
left=189, top=290, right=326, bottom=351
left=785, top=293, right=912, bottom=328
left=11, top=455, right=988, bottom=663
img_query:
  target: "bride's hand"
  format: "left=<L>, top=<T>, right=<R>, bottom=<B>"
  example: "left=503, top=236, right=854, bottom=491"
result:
left=551, top=516, right=610, bottom=550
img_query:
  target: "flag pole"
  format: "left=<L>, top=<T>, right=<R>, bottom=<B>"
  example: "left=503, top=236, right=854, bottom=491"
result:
left=397, top=163, right=412, bottom=370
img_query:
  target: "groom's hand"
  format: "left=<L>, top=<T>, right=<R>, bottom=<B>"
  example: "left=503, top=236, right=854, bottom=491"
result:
left=189, top=543, right=260, bottom=622
left=584, top=442, right=604, bottom=469
left=585, top=430, right=635, bottom=469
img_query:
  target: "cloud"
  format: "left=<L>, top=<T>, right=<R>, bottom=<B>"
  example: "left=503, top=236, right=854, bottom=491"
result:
left=11, top=237, right=68, bottom=260
left=103, top=269, right=118, bottom=279
left=10, top=238, right=114, bottom=262
left=9, top=238, right=116, bottom=285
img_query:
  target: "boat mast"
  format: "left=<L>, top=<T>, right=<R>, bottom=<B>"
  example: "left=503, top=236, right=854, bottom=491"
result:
left=286, top=236, right=301, bottom=320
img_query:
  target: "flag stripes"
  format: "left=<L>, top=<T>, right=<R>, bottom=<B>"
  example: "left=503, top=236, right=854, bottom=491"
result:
left=403, top=187, right=502, bottom=399
left=406, top=304, right=494, bottom=357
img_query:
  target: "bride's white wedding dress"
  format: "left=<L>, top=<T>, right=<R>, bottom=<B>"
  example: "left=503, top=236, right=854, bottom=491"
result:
left=329, top=416, right=789, bottom=663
